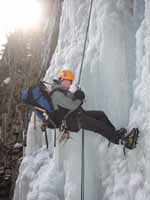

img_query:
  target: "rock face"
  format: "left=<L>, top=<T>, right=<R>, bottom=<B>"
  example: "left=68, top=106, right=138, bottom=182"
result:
left=0, top=0, right=62, bottom=199
left=0, top=168, right=11, bottom=200
left=0, top=140, right=23, bottom=200
left=0, top=13, right=43, bottom=200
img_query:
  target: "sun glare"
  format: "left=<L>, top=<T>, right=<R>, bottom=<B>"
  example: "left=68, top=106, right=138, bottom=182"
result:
left=0, top=0, right=42, bottom=32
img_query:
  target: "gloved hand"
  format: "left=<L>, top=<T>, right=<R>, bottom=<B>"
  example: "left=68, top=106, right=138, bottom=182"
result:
left=74, top=89, right=85, bottom=101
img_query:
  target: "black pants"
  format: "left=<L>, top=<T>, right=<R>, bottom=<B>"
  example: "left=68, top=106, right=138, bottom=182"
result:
left=48, top=109, right=121, bottom=144
left=66, top=110, right=120, bottom=144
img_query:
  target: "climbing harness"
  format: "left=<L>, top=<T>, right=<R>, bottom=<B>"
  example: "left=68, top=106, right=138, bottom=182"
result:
left=35, top=105, right=57, bottom=148
left=59, top=107, right=81, bottom=144
left=59, top=120, right=71, bottom=143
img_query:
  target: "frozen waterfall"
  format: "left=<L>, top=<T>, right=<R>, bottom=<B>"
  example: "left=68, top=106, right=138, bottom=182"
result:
left=13, top=0, right=149, bottom=200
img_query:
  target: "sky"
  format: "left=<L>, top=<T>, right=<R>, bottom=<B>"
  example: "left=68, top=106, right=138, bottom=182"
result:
left=0, top=0, right=42, bottom=48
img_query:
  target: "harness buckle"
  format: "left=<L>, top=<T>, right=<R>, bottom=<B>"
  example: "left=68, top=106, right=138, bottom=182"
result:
left=60, top=120, right=68, bottom=134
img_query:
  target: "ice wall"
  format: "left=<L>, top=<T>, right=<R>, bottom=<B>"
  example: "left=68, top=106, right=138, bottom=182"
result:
left=128, top=0, right=150, bottom=198
left=45, top=0, right=145, bottom=199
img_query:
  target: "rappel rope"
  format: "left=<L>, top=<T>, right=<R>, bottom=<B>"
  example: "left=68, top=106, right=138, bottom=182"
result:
left=81, top=128, right=85, bottom=200
left=78, top=0, right=94, bottom=85
left=77, top=0, right=94, bottom=200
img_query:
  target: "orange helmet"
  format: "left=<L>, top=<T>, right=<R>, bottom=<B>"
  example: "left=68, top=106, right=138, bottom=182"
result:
left=58, top=69, right=74, bottom=81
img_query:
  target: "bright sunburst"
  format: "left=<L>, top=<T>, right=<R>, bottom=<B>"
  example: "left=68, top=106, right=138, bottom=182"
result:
left=0, top=0, right=42, bottom=32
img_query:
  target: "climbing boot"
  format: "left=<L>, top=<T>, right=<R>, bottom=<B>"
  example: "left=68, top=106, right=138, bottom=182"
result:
left=121, top=128, right=139, bottom=151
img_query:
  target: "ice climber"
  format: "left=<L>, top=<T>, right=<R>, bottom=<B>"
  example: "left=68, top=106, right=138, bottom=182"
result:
left=42, top=69, right=139, bottom=150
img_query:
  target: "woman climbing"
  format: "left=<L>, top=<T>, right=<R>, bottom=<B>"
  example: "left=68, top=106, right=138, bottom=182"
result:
left=45, top=69, right=139, bottom=149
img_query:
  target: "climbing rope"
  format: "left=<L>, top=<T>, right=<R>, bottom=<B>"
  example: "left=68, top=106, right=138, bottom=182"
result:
left=78, top=0, right=94, bottom=200
left=81, top=128, right=85, bottom=200
left=78, top=0, right=94, bottom=85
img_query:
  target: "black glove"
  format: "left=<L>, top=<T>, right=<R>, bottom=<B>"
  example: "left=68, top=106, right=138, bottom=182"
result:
left=74, top=90, right=85, bottom=101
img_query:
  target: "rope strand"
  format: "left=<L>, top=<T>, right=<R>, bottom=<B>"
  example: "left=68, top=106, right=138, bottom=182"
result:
left=79, top=1, right=94, bottom=200
left=78, top=0, right=94, bottom=85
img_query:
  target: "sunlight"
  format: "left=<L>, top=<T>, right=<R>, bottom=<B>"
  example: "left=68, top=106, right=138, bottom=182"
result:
left=0, top=0, right=42, bottom=32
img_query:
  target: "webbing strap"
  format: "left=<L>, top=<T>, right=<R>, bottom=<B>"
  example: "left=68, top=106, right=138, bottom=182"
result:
left=44, top=129, right=49, bottom=149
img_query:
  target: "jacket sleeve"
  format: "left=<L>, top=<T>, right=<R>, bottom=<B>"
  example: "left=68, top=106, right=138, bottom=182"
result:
left=51, top=90, right=82, bottom=111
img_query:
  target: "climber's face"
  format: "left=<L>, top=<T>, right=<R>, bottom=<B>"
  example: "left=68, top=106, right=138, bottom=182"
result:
left=61, top=79, right=72, bottom=90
